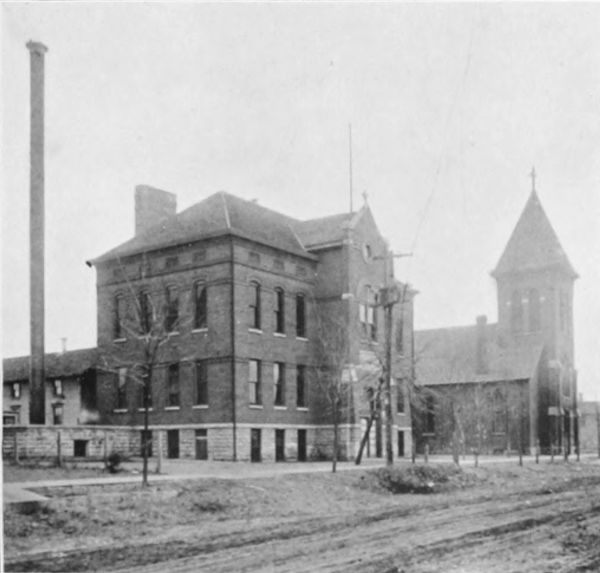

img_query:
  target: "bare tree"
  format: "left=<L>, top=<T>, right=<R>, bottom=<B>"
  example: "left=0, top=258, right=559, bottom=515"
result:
left=98, top=257, right=190, bottom=486
left=313, top=310, right=354, bottom=473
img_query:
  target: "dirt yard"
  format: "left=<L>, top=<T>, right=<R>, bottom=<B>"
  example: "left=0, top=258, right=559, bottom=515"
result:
left=4, top=460, right=600, bottom=572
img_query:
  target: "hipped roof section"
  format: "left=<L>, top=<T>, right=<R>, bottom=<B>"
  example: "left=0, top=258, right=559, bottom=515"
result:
left=89, top=191, right=369, bottom=265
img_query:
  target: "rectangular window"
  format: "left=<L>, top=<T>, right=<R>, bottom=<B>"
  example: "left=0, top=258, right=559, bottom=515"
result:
left=296, top=294, right=306, bottom=337
left=11, top=382, right=21, bottom=399
left=167, top=363, right=180, bottom=407
left=194, top=283, right=207, bottom=329
left=195, top=360, right=208, bottom=405
left=296, top=365, right=306, bottom=407
left=116, top=368, right=127, bottom=409
left=139, top=378, right=152, bottom=409
left=165, top=286, right=179, bottom=332
left=249, top=359, right=262, bottom=405
left=52, top=403, right=64, bottom=425
left=274, top=362, right=285, bottom=406
left=359, top=303, right=368, bottom=335
left=368, top=305, right=377, bottom=341
left=396, top=379, right=405, bottom=414
left=275, top=288, right=285, bottom=334
left=53, top=379, right=63, bottom=398
left=250, top=283, right=261, bottom=329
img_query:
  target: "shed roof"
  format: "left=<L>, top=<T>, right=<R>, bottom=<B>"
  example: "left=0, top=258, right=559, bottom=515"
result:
left=3, top=348, right=98, bottom=382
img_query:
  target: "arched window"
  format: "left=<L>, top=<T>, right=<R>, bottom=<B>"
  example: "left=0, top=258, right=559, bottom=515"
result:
left=165, top=285, right=179, bottom=332
left=113, top=293, right=126, bottom=339
left=274, top=288, right=285, bottom=334
left=193, top=282, right=207, bottom=329
left=296, top=293, right=306, bottom=337
left=361, top=286, right=378, bottom=341
left=559, top=290, right=568, bottom=332
left=138, top=290, right=152, bottom=334
left=510, top=290, right=523, bottom=332
left=528, top=288, right=541, bottom=332
left=492, top=390, right=506, bottom=434
left=250, top=282, right=261, bottom=329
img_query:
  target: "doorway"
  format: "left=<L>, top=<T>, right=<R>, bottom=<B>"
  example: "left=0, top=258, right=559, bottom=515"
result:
left=397, top=431, right=405, bottom=458
left=297, top=429, right=307, bottom=462
left=195, top=429, right=208, bottom=460
left=275, top=429, right=285, bottom=462
left=167, top=430, right=179, bottom=459
left=251, top=428, right=261, bottom=462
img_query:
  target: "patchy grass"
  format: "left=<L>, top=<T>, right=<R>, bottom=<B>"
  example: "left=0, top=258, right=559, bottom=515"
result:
left=5, top=459, right=600, bottom=572
left=371, top=463, right=477, bottom=494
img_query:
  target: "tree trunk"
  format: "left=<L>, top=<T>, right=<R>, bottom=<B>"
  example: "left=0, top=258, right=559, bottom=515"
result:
left=356, top=413, right=377, bottom=465
left=142, top=369, right=150, bottom=487
left=332, top=416, right=338, bottom=473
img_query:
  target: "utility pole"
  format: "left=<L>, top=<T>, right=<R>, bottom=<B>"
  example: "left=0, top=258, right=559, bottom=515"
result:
left=376, top=249, right=412, bottom=466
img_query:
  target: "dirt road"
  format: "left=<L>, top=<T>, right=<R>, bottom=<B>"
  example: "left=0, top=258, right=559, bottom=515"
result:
left=5, top=464, right=600, bottom=572
left=113, top=481, right=600, bottom=573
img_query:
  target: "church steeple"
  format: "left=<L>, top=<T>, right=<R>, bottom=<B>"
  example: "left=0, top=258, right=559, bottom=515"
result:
left=492, top=184, right=577, bottom=279
left=492, top=175, right=576, bottom=368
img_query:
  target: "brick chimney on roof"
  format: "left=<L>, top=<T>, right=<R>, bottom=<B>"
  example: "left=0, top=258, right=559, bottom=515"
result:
left=134, top=185, right=177, bottom=235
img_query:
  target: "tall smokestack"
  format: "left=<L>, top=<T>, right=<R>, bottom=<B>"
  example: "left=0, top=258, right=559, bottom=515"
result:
left=27, top=40, right=48, bottom=425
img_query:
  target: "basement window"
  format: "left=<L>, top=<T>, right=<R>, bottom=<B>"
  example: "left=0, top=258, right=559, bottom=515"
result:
left=73, top=440, right=88, bottom=457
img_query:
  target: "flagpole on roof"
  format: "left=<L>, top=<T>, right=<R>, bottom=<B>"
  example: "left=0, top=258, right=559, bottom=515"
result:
left=348, top=123, right=353, bottom=213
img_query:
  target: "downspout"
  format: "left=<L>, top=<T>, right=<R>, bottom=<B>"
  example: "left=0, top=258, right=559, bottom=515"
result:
left=230, top=235, right=237, bottom=461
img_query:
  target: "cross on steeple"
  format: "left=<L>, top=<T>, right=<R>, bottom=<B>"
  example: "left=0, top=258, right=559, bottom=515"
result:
left=529, top=166, right=536, bottom=193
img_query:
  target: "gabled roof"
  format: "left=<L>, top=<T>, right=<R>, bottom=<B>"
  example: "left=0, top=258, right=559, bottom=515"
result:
left=89, top=192, right=314, bottom=264
left=492, top=191, right=577, bottom=278
left=3, top=348, right=99, bottom=382
left=293, top=212, right=356, bottom=249
left=415, top=323, right=544, bottom=385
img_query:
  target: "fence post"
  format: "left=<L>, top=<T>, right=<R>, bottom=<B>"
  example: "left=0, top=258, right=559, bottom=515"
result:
left=56, top=430, right=62, bottom=468
left=14, top=431, right=19, bottom=463
left=424, top=443, right=429, bottom=464
left=156, top=430, right=163, bottom=474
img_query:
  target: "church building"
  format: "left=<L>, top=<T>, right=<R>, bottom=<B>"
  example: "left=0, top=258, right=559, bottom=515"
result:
left=413, top=179, right=578, bottom=456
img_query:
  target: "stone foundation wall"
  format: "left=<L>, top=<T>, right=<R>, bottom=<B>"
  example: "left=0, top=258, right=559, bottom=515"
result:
left=3, top=423, right=414, bottom=462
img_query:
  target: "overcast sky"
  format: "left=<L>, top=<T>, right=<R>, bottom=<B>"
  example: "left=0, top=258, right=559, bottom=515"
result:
left=2, top=3, right=599, bottom=397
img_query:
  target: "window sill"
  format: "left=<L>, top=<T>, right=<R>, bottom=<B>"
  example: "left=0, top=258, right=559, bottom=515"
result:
left=192, top=404, right=209, bottom=409
left=249, top=404, right=263, bottom=409
left=249, top=328, right=263, bottom=334
left=296, top=407, right=308, bottom=411
left=113, top=338, right=127, bottom=343
left=137, top=408, right=154, bottom=412
left=296, top=336, right=308, bottom=342
left=192, top=328, right=208, bottom=334
left=165, top=406, right=180, bottom=411
left=422, top=432, right=435, bottom=437
left=274, top=405, right=287, bottom=410
left=273, top=332, right=286, bottom=338
left=113, top=408, right=128, bottom=413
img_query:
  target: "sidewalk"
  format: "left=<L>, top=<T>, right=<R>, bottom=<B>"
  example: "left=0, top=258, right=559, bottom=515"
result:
left=5, top=453, right=599, bottom=509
